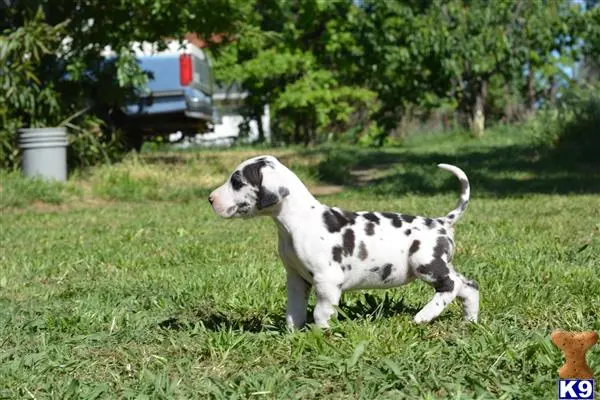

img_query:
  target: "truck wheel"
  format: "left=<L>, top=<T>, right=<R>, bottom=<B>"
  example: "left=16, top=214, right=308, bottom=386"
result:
left=123, top=130, right=144, bottom=152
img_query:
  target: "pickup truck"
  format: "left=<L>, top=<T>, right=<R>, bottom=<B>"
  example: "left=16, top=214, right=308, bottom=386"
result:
left=101, top=39, right=216, bottom=151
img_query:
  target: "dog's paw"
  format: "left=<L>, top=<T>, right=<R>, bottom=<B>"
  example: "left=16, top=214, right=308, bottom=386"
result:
left=413, top=312, right=433, bottom=324
left=463, top=314, right=478, bottom=323
left=313, top=320, right=331, bottom=329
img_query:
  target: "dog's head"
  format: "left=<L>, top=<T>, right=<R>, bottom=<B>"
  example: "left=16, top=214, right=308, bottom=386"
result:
left=209, top=155, right=290, bottom=218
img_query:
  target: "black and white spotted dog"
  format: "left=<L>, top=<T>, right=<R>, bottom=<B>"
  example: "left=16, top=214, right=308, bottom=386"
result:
left=209, top=156, right=479, bottom=329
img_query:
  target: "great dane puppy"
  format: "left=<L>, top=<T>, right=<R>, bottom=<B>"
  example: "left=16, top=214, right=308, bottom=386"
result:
left=209, top=155, right=479, bottom=329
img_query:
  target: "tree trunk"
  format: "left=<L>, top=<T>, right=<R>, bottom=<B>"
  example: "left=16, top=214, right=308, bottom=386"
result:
left=309, top=116, right=317, bottom=146
left=527, top=63, right=536, bottom=114
left=503, top=82, right=514, bottom=123
left=293, top=122, right=300, bottom=144
left=303, top=122, right=310, bottom=147
left=547, top=75, right=557, bottom=106
left=471, top=80, right=487, bottom=138
left=256, top=112, right=265, bottom=143
left=442, top=113, right=449, bottom=131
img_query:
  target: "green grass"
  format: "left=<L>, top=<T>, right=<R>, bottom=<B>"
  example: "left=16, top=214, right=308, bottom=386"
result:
left=0, top=170, right=80, bottom=209
left=1, top=127, right=599, bottom=399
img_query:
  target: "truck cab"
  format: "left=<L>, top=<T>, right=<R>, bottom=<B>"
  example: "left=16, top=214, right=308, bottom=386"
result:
left=101, top=38, right=216, bottom=150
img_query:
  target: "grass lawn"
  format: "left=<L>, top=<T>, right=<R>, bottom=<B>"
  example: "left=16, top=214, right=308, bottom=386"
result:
left=1, top=128, right=599, bottom=399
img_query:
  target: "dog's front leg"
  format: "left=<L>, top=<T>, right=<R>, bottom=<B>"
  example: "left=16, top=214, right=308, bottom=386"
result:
left=285, top=269, right=310, bottom=330
left=313, top=282, right=342, bottom=329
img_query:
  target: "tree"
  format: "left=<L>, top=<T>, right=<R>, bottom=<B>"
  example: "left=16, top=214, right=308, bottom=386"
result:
left=213, top=0, right=378, bottom=145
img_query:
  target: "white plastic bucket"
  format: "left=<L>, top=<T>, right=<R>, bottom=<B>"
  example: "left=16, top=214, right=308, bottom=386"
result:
left=19, top=127, right=68, bottom=181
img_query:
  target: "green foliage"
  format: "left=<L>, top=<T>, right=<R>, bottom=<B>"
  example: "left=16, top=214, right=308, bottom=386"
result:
left=551, top=81, right=600, bottom=163
left=581, top=3, right=600, bottom=59
left=213, top=0, right=380, bottom=145
left=66, top=116, right=127, bottom=169
left=0, top=8, right=68, bottom=168
left=212, top=0, right=593, bottom=142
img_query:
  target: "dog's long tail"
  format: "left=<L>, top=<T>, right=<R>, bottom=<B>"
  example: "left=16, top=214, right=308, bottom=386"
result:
left=438, top=163, right=470, bottom=226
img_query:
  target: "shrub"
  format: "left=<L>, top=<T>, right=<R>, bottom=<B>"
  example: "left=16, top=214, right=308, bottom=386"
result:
left=0, top=8, right=127, bottom=171
left=552, top=82, right=600, bottom=163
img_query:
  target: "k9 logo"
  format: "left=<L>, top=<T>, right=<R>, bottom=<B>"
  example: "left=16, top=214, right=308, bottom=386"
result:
left=558, top=379, right=595, bottom=400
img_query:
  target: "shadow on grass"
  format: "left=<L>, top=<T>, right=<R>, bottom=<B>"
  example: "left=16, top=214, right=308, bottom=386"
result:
left=157, top=293, right=424, bottom=333
left=337, top=292, right=421, bottom=322
left=158, top=309, right=287, bottom=333
left=313, top=144, right=600, bottom=197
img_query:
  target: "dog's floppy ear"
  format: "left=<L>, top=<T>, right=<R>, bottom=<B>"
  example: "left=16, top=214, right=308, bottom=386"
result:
left=242, top=160, right=267, bottom=186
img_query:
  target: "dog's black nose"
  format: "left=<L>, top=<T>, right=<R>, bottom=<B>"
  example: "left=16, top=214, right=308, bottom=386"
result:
left=208, top=195, right=214, bottom=205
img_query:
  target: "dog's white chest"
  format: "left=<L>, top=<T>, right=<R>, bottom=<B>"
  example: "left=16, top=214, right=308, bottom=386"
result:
left=277, top=230, right=314, bottom=283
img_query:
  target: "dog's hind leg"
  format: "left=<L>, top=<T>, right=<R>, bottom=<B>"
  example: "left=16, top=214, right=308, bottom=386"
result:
left=456, top=274, right=479, bottom=323
left=413, top=265, right=462, bottom=324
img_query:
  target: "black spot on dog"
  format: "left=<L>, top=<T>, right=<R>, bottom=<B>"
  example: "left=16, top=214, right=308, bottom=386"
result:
left=416, top=236, right=453, bottom=291
left=365, top=222, right=375, bottom=236
left=438, top=228, right=447, bottom=235
left=332, top=246, right=342, bottom=263
left=460, top=200, right=469, bottom=211
left=404, top=229, right=411, bottom=236
left=433, top=236, right=451, bottom=260
left=465, top=279, right=479, bottom=290
left=363, top=213, right=380, bottom=224
left=382, top=212, right=402, bottom=227
left=358, top=242, right=368, bottom=261
left=436, top=218, right=444, bottom=225
left=311, top=205, right=315, bottom=209
left=343, top=210, right=358, bottom=223
left=320, top=236, right=324, bottom=240
left=460, top=178, right=469, bottom=196
left=230, top=171, right=245, bottom=191
left=401, top=214, right=415, bottom=223
left=323, top=208, right=355, bottom=233
left=343, top=229, right=355, bottom=256
left=370, top=266, right=380, bottom=272
left=347, top=265, right=352, bottom=271
left=381, top=264, right=393, bottom=280
left=341, top=265, right=346, bottom=272
left=448, top=213, right=455, bottom=220
left=417, top=259, right=450, bottom=281
left=432, top=276, right=454, bottom=292
left=337, top=283, right=343, bottom=290
left=257, top=187, right=279, bottom=209
left=278, top=186, right=290, bottom=197
left=424, top=218, right=435, bottom=228
left=409, top=240, right=420, bottom=255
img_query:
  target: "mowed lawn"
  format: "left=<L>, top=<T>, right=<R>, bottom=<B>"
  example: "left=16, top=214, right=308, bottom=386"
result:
left=1, top=129, right=599, bottom=399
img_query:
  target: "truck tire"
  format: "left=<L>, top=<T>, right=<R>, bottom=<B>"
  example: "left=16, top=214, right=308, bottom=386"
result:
left=122, top=129, right=144, bottom=152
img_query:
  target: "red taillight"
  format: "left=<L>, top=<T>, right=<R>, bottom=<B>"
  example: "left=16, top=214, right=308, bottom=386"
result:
left=179, top=54, right=192, bottom=86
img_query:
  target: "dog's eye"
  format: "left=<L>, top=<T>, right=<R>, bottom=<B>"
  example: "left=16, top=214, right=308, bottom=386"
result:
left=230, top=172, right=245, bottom=191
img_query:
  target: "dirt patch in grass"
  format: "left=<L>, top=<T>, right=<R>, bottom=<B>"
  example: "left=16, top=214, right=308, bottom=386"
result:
left=309, top=184, right=344, bottom=196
